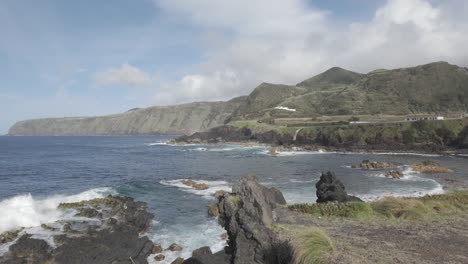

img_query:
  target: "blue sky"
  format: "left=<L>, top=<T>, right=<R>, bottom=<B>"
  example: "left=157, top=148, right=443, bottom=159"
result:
left=1, top=0, right=467, bottom=134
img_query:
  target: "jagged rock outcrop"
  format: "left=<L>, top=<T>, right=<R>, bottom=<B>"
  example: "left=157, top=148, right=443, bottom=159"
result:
left=0, top=196, right=156, bottom=264
left=185, top=175, right=291, bottom=264
left=316, top=171, right=363, bottom=203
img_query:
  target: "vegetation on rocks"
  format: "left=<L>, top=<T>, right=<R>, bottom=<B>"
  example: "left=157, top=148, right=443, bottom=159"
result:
left=290, top=191, right=468, bottom=221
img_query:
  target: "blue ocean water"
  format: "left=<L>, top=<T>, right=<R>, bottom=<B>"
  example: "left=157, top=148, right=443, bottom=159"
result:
left=1, top=136, right=466, bottom=263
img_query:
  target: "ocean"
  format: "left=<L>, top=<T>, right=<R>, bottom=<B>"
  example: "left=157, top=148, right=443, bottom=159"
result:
left=1, top=136, right=466, bottom=263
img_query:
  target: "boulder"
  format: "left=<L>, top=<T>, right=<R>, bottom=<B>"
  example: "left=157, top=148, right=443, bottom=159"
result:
left=192, top=246, right=212, bottom=257
left=316, top=171, right=363, bottom=203
left=154, top=254, right=166, bottom=261
left=214, top=190, right=225, bottom=199
left=5, top=235, right=51, bottom=264
left=167, top=243, right=183, bottom=251
left=385, top=170, right=404, bottom=179
left=352, top=160, right=396, bottom=170
left=152, top=243, right=163, bottom=254
left=411, top=160, right=453, bottom=173
left=193, top=183, right=209, bottom=190
left=182, top=179, right=196, bottom=187
left=207, top=203, right=220, bottom=217
left=172, top=257, right=185, bottom=264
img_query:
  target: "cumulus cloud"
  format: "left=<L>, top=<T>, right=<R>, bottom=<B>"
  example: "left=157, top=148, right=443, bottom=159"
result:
left=151, top=0, right=468, bottom=104
left=95, top=64, right=152, bottom=87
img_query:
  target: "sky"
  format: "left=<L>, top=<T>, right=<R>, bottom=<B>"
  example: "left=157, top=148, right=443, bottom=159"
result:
left=1, top=0, right=468, bottom=134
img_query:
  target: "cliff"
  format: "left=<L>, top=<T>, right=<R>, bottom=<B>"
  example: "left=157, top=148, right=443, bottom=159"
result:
left=8, top=98, right=246, bottom=136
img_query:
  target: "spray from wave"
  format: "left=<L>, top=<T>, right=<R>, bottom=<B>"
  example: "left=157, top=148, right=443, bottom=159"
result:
left=0, top=187, right=115, bottom=234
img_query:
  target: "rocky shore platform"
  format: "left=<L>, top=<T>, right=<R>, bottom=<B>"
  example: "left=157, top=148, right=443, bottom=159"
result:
left=0, top=195, right=160, bottom=264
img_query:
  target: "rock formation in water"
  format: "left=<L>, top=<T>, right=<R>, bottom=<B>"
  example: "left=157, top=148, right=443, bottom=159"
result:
left=184, top=175, right=291, bottom=264
left=316, top=171, right=363, bottom=203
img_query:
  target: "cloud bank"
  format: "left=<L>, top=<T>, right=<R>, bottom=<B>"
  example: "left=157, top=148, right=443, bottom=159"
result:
left=145, top=0, right=468, bottom=104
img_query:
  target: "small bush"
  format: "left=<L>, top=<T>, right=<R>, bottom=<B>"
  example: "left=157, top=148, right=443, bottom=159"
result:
left=292, top=227, right=335, bottom=264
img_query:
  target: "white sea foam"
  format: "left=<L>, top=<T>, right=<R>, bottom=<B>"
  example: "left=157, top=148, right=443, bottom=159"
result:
left=360, top=167, right=445, bottom=201
left=159, top=179, right=231, bottom=199
left=257, top=149, right=335, bottom=156
left=0, top=187, right=115, bottom=234
left=187, top=144, right=267, bottom=152
left=147, top=218, right=227, bottom=264
left=369, top=152, right=442, bottom=157
left=145, top=142, right=169, bottom=146
left=358, top=183, right=445, bottom=201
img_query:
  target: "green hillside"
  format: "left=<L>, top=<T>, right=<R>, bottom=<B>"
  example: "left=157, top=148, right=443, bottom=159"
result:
left=230, top=61, right=468, bottom=120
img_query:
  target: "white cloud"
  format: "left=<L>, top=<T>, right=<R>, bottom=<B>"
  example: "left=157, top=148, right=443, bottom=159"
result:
left=95, top=64, right=152, bottom=87
left=152, top=0, right=468, bottom=104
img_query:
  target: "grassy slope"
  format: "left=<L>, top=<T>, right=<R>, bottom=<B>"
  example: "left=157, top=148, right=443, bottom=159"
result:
left=289, top=191, right=468, bottom=221
left=275, top=191, right=468, bottom=263
left=232, top=62, right=468, bottom=120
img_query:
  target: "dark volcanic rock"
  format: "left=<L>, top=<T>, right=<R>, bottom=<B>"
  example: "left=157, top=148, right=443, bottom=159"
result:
left=184, top=175, right=291, bottom=264
left=176, top=126, right=253, bottom=144
left=2, top=235, right=52, bottom=264
left=183, top=251, right=230, bottom=264
left=0, top=195, right=155, bottom=264
left=192, top=246, right=212, bottom=257
left=218, top=175, right=290, bottom=264
left=316, top=171, right=363, bottom=203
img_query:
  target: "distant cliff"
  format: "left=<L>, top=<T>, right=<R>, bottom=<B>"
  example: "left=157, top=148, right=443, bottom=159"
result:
left=8, top=97, right=246, bottom=136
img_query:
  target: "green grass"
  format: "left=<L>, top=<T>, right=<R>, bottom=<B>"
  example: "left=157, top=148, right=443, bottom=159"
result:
left=290, top=202, right=374, bottom=219
left=291, top=227, right=335, bottom=264
left=289, top=191, right=468, bottom=221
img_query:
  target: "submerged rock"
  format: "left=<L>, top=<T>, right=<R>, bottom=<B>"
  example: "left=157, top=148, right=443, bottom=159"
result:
left=182, top=180, right=209, bottom=190
left=385, top=170, right=404, bottom=179
left=316, top=171, right=363, bottom=203
left=167, top=243, right=183, bottom=252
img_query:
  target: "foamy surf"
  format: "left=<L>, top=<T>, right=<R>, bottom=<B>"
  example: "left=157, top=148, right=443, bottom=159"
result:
left=258, top=149, right=336, bottom=156
left=159, top=179, right=231, bottom=199
left=0, top=187, right=116, bottom=256
left=0, top=187, right=115, bottom=234
left=147, top=219, right=227, bottom=264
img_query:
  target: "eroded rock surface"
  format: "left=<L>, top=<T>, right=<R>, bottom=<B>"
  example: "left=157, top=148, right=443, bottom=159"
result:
left=185, top=175, right=291, bottom=264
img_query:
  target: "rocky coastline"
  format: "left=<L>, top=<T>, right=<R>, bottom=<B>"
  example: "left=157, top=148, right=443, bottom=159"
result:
left=0, top=196, right=162, bottom=264
left=2, top=174, right=468, bottom=263
left=174, top=124, right=468, bottom=155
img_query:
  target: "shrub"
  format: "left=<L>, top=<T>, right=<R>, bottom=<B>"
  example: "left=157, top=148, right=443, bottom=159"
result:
left=291, top=227, right=335, bottom=264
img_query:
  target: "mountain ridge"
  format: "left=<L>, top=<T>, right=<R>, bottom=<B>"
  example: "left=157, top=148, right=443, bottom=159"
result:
left=8, top=61, right=468, bottom=136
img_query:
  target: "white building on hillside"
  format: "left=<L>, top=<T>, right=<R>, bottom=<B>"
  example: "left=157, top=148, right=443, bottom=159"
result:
left=404, top=116, right=444, bottom=122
